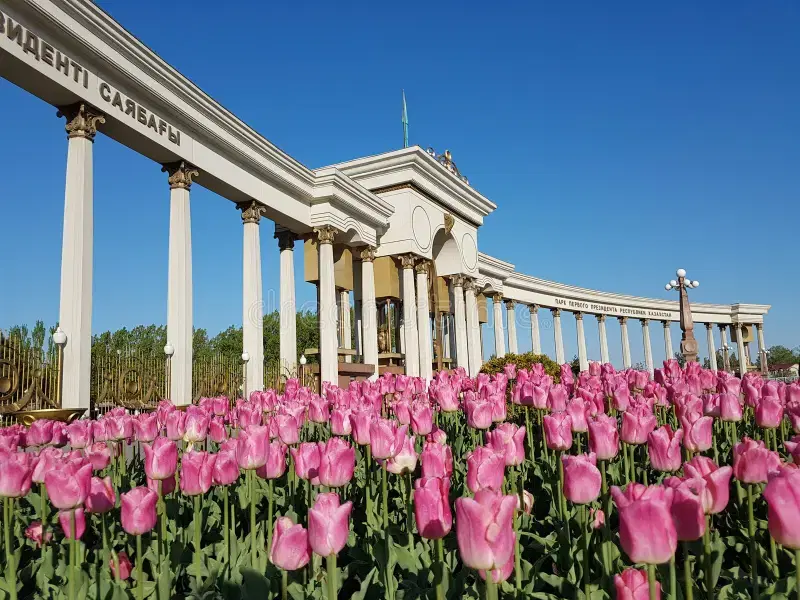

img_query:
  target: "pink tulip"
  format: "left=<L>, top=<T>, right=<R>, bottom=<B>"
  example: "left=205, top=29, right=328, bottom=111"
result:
left=516, top=490, right=534, bottom=515
left=183, top=406, right=210, bottom=444
left=26, top=420, right=54, bottom=446
left=562, top=452, right=602, bottom=504
left=421, top=441, right=453, bottom=479
left=309, top=396, right=330, bottom=423
left=308, top=492, right=353, bottom=556
left=786, top=402, right=800, bottom=434
left=45, top=462, right=92, bottom=510
left=485, top=423, right=526, bottom=467
left=679, top=413, right=714, bottom=453
left=590, top=508, right=605, bottom=529
left=647, top=426, right=684, bottom=472
left=120, top=487, right=158, bottom=535
left=58, top=508, right=86, bottom=539
left=414, top=477, right=452, bottom=539
left=392, top=399, right=412, bottom=425
left=65, top=420, right=92, bottom=449
left=410, top=402, right=434, bottom=436
left=275, top=415, right=300, bottom=445
left=611, top=483, right=677, bottom=564
left=370, top=419, right=407, bottom=460
left=719, top=393, right=743, bottom=422
left=180, top=450, right=215, bottom=495
left=588, top=414, right=619, bottom=460
left=32, top=446, right=62, bottom=484
left=133, top=414, right=159, bottom=443
left=104, top=414, right=133, bottom=442
left=291, top=442, right=322, bottom=485
left=733, top=437, right=782, bottom=484
left=25, top=521, right=52, bottom=547
left=330, top=408, right=352, bottom=436
left=543, top=413, right=573, bottom=451
left=479, top=553, right=515, bottom=584
left=615, top=568, right=661, bottom=600
left=165, top=411, right=187, bottom=441
left=427, top=427, right=447, bottom=445
left=318, top=437, right=355, bottom=487
left=620, top=407, right=657, bottom=445
left=755, top=396, right=784, bottom=429
left=236, top=425, right=269, bottom=470
left=209, top=417, right=227, bottom=443
left=566, top=398, right=589, bottom=433
left=664, top=477, right=707, bottom=541
left=455, top=489, right=517, bottom=570
left=110, top=551, right=132, bottom=580
left=763, top=465, right=800, bottom=549
left=147, top=475, right=176, bottom=496
left=0, top=451, right=35, bottom=497
left=212, top=449, right=240, bottom=486
left=465, top=398, right=494, bottom=430
left=143, top=437, right=178, bottom=480
left=547, top=385, right=569, bottom=413
left=466, top=446, right=506, bottom=493
left=351, top=410, right=374, bottom=446
left=256, top=440, right=288, bottom=480
left=85, top=442, right=112, bottom=472
left=85, top=476, right=115, bottom=513
left=270, top=517, right=311, bottom=570
left=683, top=456, right=733, bottom=514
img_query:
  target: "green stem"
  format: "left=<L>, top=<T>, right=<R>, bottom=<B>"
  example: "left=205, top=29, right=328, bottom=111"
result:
left=648, top=564, right=658, bottom=600
left=137, top=535, right=144, bottom=600
left=327, top=554, right=337, bottom=600
left=406, top=472, right=414, bottom=551
left=223, top=486, right=229, bottom=571
left=623, top=442, right=630, bottom=483
left=670, top=554, right=677, bottom=600
left=4, top=499, right=16, bottom=600
left=485, top=573, right=498, bottom=600
left=525, top=407, right=533, bottom=463
left=515, top=475, right=523, bottom=596
left=703, top=516, right=712, bottom=600
left=683, top=541, right=694, bottom=600
left=556, top=450, right=565, bottom=521
left=795, top=549, right=800, bottom=600
left=267, top=479, right=275, bottom=560
left=382, top=466, right=393, bottom=600
left=748, top=484, right=759, bottom=600
left=249, top=470, right=257, bottom=569
left=366, top=445, right=373, bottom=530
left=194, top=494, right=202, bottom=580
left=39, top=483, right=48, bottom=552
left=69, top=510, right=76, bottom=600
left=581, top=504, right=590, bottom=600
left=436, top=537, right=447, bottom=600
left=282, top=569, right=288, bottom=600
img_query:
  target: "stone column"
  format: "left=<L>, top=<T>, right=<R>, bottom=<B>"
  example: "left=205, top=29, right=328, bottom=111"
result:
left=400, top=255, right=420, bottom=377
left=530, top=305, right=541, bottom=354
left=464, top=279, right=482, bottom=375
left=492, top=294, right=506, bottom=358
left=719, top=325, right=731, bottom=372
left=359, top=248, right=379, bottom=378
left=663, top=321, right=674, bottom=362
left=162, top=160, right=198, bottom=405
left=552, top=308, right=565, bottom=364
left=239, top=201, right=266, bottom=394
left=619, top=317, right=632, bottom=369
left=452, top=276, right=469, bottom=371
left=705, top=323, right=717, bottom=371
left=597, top=315, right=610, bottom=364
left=505, top=301, right=518, bottom=355
left=315, top=226, right=338, bottom=384
left=353, top=260, right=363, bottom=361
left=339, top=289, right=352, bottom=363
left=57, top=103, right=104, bottom=410
left=756, top=323, right=768, bottom=373
left=276, top=230, right=298, bottom=376
left=735, top=324, right=748, bottom=377
left=642, top=319, right=654, bottom=375
left=416, top=260, right=433, bottom=379
left=575, top=312, right=588, bottom=372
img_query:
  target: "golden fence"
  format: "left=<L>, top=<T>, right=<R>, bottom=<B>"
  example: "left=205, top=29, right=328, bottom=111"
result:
left=0, top=334, right=61, bottom=424
left=92, top=351, right=167, bottom=416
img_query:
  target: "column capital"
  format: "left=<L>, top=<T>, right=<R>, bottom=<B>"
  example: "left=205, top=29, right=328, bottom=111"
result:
left=492, top=293, right=503, bottom=303
left=551, top=308, right=561, bottom=317
left=596, top=314, right=606, bottom=323
left=574, top=311, right=583, bottom=320
left=754, top=322, right=762, bottom=331
left=399, top=253, right=417, bottom=270
left=313, top=225, right=338, bottom=245
left=618, top=316, right=628, bottom=324
left=664, top=320, right=672, bottom=328
left=529, top=304, right=538, bottom=314
left=704, top=322, right=713, bottom=330
left=238, top=200, right=266, bottom=224
left=57, top=102, right=105, bottom=141
left=275, top=230, right=297, bottom=251
left=161, top=160, right=199, bottom=190
left=359, top=246, right=377, bottom=262
left=463, top=278, right=477, bottom=293
left=504, top=300, right=516, bottom=310
left=415, top=259, right=431, bottom=275
left=451, top=274, right=466, bottom=288
left=641, top=318, right=650, bottom=326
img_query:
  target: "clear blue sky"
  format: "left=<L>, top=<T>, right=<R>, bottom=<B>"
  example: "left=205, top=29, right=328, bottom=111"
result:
left=1, top=0, right=798, bottom=367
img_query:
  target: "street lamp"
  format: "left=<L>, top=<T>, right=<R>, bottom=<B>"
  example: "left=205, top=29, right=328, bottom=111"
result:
left=242, top=351, right=250, bottom=401
left=164, top=342, right=174, bottom=401
left=53, top=327, right=67, bottom=406
left=664, top=268, right=700, bottom=363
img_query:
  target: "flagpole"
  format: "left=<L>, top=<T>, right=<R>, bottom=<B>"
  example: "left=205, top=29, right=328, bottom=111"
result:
left=402, top=90, right=409, bottom=148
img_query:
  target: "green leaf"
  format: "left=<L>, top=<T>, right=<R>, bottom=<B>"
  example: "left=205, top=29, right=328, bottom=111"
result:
left=350, top=566, right=377, bottom=600
left=240, top=567, right=271, bottom=599
left=392, top=543, right=420, bottom=573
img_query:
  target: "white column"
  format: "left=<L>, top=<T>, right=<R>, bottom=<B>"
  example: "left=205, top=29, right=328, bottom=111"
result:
left=597, top=315, right=610, bottom=364
left=719, top=325, right=731, bottom=372
left=575, top=312, right=588, bottom=372
left=277, top=230, right=297, bottom=375
left=642, top=319, right=654, bottom=375
left=400, top=255, right=420, bottom=377
left=416, top=261, right=433, bottom=379
left=505, top=301, right=518, bottom=355
left=465, top=280, right=482, bottom=375
left=530, top=305, right=541, bottom=354
left=315, top=226, right=338, bottom=384
left=552, top=308, right=565, bottom=364
left=663, top=321, right=674, bottom=362
left=339, top=289, right=352, bottom=363
left=353, top=260, right=363, bottom=361
left=239, top=202, right=265, bottom=394
left=735, top=324, right=748, bottom=377
left=57, top=104, right=104, bottom=410
left=492, top=294, right=506, bottom=358
left=452, top=277, right=469, bottom=371
left=359, top=248, right=379, bottom=378
left=442, top=314, right=452, bottom=361
left=705, top=323, right=717, bottom=371
left=619, top=317, right=632, bottom=369
left=163, top=160, right=198, bottom=405
left=756, top=323, right=768, bottom=373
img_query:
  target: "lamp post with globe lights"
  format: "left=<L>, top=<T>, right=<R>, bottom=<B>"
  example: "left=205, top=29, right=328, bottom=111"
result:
left=241, top=351, right=250, bottom=401
left=664, top=268, right=700, bottom=364
left=164, top=342, right=174, bottom=401
left=52, top=327, right=67, bottom=406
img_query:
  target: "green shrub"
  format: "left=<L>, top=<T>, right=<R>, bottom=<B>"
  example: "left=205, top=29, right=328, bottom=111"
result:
left=480, top=352, right=561, bottom=383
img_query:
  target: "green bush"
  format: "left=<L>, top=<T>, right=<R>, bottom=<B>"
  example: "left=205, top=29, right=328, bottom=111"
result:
left=480, top=351, right=561, bottom=383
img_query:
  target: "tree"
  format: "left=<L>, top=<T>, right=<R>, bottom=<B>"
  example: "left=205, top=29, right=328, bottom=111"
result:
left=766, top=345, right=799, bottom=367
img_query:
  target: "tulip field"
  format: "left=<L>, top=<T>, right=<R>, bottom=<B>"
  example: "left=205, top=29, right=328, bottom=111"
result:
left=2, top=360, right=800, bottom=600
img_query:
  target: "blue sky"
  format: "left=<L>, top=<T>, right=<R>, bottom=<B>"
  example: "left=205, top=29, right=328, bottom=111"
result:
left=1, top=0, right=798, bottom=367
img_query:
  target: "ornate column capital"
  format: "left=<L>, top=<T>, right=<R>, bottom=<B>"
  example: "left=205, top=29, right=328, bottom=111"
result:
left=704, top=322, right=713, bottom=330
left=642, top=318, right=650, bottom=326
left=313, top=225, right=338, bottom=245
left=275, top=230, right=297, bottom=251
left=529, top=304, right=538, bottom=314
left=238, top=200, right=266, bottom=224
left=162, top=161, right=199, bottom=190
left=618, top=316, right=628, bottom=325
left=451, top=275, right=465, bottom=288
left=492, top=293, right=503, bottom=303
left=399, top=254, right=417, bottom=270
left=596, top=314, right=606, bottom=323
left=463, top=278, right=477, bottom=293
left=664, top=320, right=672, bottom=328
left=574, top=311, right=583, bottom=320
left=57, top=103, right=105, bottom=141
left=415, top=259, right=431, bottom=275
left=504, top=300, right=516, bottom=310
left=551, top=308, right=561, bottom=317
left=755, top=323, right=762, bottom=331
left=359, top=246, right=376, bottom=262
